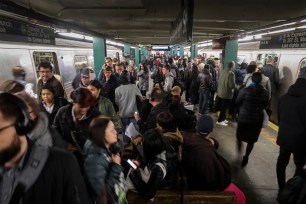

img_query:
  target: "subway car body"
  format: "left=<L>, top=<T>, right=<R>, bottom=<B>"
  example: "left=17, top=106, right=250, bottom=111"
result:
left=0, top=38, right=123, bottom=97
left=199, top=41, right=306, bottom=123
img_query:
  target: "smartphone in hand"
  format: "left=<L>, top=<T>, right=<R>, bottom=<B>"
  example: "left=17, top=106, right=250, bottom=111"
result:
left=127, top=159, right=137, bottom=169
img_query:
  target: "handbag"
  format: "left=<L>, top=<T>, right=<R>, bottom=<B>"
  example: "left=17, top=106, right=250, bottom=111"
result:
left=126, top=162, right=166, bottom=192
left=262, top=109, right=269, bottom=128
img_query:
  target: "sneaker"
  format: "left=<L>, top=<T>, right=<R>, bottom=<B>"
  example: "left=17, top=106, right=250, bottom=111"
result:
left=216, top=121, right=228, bottom=126
left=223, top=120, right=229, bottom=124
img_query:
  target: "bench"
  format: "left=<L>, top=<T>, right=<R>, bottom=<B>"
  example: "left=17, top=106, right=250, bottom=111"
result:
left=127, top=190, right=236, bottom=204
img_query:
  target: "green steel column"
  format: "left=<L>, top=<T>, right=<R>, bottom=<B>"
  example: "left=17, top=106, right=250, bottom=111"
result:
left=191, top=44, right=198, bottom=59
left=135, top=46, right=140, bottom=67
left=180, top=47, right=184, bottom=58
left=93, top=37, right=106, bottom=75
left=124, top=44, right=131, bottom=63
left=173, top=47, right=177, bottom=56
left=223, top=40, right=238, bottom=70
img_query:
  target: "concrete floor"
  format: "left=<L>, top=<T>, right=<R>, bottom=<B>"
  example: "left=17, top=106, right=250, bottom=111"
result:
left=209, top=114, right=295, bottom=204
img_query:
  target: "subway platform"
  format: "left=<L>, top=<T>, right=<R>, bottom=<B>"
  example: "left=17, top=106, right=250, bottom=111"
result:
left=209, top=114, right=295, bottom=204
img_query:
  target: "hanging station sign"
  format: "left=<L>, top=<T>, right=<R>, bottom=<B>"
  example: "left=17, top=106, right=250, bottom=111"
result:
left=0, top=16, right=55, bottom=45
left=260, top=30, right=306, bottom=49
left=169, top=0, right=194, bottom=45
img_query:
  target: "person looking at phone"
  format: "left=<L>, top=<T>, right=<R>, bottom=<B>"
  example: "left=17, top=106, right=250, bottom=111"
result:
left=126, top=128, right=168, bottom=201
left=84, top=116, right=127, bottom=204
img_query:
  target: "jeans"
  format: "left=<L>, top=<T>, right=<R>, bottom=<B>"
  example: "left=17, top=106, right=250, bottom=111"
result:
left=199, top=90, right=211, bottom=114
left=276, top=146, right=306, bottom=190
left=121, top=117, right=137, bottom=147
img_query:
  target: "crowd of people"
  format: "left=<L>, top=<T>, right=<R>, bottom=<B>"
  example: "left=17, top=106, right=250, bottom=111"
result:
left=1, top=52, right=305, bottom=204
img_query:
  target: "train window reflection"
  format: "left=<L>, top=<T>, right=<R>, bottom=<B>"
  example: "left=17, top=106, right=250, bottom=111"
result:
left=33, top=52, right=59, bottom=75
left=74, top=55, right=88, bottom=73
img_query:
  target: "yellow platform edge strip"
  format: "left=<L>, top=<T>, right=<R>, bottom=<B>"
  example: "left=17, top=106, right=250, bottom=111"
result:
left=269, top=121, right=279, bottom=132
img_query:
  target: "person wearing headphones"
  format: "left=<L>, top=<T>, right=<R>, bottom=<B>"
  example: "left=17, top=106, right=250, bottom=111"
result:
left=0, top=92, right=88, bottom=204
left=134, top=87, right=169, bottom=134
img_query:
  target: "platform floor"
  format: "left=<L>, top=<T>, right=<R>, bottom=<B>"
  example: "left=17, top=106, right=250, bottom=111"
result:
left=209, top=114, right=295, bottom=204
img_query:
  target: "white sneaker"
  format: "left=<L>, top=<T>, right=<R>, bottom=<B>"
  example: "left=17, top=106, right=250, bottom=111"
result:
left=216, top=121, right=228, bottom=126
left=223, top=120, right=229, bottom=124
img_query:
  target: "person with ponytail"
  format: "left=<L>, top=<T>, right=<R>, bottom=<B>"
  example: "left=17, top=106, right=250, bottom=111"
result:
left=236, top=72, right=269, bottom=167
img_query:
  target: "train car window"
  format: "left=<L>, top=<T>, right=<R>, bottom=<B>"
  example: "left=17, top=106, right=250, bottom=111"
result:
left=74, top=55, right=88, bottom=73
left=297, top=58, right=306, bottom=79
left=116, top=52, right=120, bottom=62
left=264, top=54, right=279, bottom=66
left=33, top=52, right=60, bottom=75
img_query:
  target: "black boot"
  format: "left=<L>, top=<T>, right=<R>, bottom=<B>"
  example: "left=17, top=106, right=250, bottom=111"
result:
left=241, top=156, right=249, bottom=167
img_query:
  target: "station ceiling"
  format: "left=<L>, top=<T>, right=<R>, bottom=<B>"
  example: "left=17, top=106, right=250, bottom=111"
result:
left=3, top=0, right=306, bottom=45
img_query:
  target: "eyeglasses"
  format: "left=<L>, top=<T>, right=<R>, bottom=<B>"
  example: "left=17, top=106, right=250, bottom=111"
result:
left=82, top=76, right=89, bottom=79
left=39, top=71, right=51, bottom=74
left=0, top=124, right=14, bottom=132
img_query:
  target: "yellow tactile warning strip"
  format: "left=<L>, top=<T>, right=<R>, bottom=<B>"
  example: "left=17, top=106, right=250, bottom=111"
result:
left=260, top=122, right=279, bottom=145
left=268, top=121, right=279, bottom=132
left=261, top=128, right=277, bottom=145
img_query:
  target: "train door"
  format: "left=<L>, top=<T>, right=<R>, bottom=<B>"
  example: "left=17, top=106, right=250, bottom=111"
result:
left=256, top=53, right=279, bottom=67
left=297, top=58, right=306, bottom=79
left=74, top=55, right=88, bottom=73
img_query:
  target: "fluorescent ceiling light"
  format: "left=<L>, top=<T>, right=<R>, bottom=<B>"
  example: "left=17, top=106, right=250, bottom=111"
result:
left=84, top=36, right=93, bottom=41
left=254, top=35, right=262, bottom=39
left=269, top=22, right=296, bottom=30
left=58, top=32, right=84, bottom=39
left=238, top=36, right=253, bottom=42
left=57, top=32, right=93, bottom=41
left=301, top=19, right=306, bottom=22
left=106, top=40, right=124, bottom=47
left=268, top=28, right=295, bottom=34
left=297, top=25, right=306, bottom=29
left=131, top=46, right=136, bottom=49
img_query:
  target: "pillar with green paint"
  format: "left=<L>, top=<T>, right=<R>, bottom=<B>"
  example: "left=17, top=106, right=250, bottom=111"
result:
left=93, top=37, right=106, bottom=76
left=223, top=40, right=238, bottom=70
left=124, top=44, right=131, bottom=63
left=135, top=46, right=140, bottom=67
left=191, top=44, right=198, bottom=59
left=180, top=46, right=184, bottom=58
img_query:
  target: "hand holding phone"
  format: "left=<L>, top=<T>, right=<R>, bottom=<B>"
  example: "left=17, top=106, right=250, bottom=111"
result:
left=127, top=159, right=138, bottom=169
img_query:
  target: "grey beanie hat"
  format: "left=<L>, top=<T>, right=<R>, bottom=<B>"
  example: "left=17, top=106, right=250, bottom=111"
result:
left=298, top=67, right=306, bottom=79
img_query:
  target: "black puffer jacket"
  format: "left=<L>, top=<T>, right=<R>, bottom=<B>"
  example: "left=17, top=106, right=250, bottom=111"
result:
left=236, top=84, right=269, bottom=123
left=277, top=78, right=306, bottom=152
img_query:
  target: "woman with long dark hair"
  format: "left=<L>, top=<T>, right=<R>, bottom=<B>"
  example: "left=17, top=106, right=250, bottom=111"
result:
left=84, top=116, right=127, bottom=204
left=137, top=63, right=149, bottom=97
left=236, top=72, right=269, bottom=167
left=87, top=80, right=121, bottom=131
left=127, top=128, right=170, bottom=201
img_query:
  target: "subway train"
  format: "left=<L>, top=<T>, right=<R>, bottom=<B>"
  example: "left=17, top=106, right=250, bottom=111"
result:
left=199, top=41, right=306, bottom=123
left=0, top=38, right=123, bottom=97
